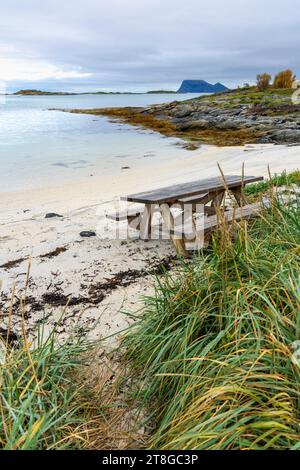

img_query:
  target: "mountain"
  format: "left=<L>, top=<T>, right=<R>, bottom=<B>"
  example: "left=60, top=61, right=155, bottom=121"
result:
left=177, top=80, right=229, bottom=93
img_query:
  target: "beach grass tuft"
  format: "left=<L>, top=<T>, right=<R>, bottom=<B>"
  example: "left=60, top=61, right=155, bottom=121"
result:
left=0, top=322, right=93, bottom=449
left=0, top=314, right=145, bottom=450
left=122, top=188, right=300, bottom=449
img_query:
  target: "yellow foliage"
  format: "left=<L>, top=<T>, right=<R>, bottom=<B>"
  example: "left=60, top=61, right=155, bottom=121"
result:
left=274, top=69, right=296, bottom=89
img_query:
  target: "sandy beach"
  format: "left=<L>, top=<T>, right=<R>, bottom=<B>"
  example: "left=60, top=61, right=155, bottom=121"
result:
left=1, top=142, right=299, bottom=345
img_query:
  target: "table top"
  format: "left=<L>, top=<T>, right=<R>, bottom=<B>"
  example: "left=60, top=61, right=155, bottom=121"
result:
left=122, top=175, right=263, bottom=204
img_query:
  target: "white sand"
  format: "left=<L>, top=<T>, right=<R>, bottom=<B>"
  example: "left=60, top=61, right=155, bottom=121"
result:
left=0, top=143, right=299, bottom=344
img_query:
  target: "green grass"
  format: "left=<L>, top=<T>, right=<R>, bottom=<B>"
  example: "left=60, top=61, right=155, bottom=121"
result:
left=244, top=170, right=300, bottom=197
left=193, top=86, right=296, bottom=110
left=0, top=312, right=146, bottom=450
left=0, top=324, right=97, bottom=449
left=122, top=190, right=300, bottom=449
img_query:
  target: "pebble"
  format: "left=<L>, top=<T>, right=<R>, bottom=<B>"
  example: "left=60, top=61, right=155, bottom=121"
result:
left=80, top=231, right=97, bottom=238
left=45, top=213, right=63, bottom=219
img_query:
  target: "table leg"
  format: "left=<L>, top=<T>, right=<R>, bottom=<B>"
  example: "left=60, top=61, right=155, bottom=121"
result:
left=159, top=203, right=188, bottom=257
left=231, top=187, right=248, bottom=206
left=140, top=204, right=152, bottom=240
left=212, top=190, right=226, bottom=211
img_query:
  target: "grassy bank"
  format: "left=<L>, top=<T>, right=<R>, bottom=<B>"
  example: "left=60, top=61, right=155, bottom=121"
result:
left=195, top=86, right=295, bottom=111
left=122, top=186, right=300, bottom=449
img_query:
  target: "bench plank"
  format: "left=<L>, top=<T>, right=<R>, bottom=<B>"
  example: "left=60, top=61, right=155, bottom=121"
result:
left=172, top=203, right=264, bottom=238
left=204, top=203, right=262, bottom=232
left=106, top=207, right=142, bottom=221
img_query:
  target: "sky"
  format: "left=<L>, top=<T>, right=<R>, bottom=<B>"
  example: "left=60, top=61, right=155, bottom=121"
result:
left=0, top=0, right=299, bottom=92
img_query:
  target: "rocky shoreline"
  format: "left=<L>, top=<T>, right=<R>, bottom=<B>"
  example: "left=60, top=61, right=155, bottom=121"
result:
left=66, top=87, right=300, bottom=146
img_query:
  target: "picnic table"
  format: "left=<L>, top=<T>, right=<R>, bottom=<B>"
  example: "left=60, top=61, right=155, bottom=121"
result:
left=111, top=175, right=264, bottom=256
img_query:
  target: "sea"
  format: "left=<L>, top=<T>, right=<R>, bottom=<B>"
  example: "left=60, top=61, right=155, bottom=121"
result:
left=0, top=93, right=203, bottom=192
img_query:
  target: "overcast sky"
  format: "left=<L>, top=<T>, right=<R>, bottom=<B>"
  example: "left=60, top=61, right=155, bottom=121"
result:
left=0, top=0, right=299, bottom=92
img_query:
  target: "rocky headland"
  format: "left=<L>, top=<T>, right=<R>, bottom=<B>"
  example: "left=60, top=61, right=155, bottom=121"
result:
left=177, top=79, right=228, bottom=93
left=66, top=86, right=300, bottom=146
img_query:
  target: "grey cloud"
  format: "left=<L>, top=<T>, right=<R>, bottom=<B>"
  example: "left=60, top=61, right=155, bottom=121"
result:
left=0, top=0, right=299, bottom=91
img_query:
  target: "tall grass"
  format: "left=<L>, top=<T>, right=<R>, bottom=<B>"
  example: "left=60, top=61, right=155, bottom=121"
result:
left=0, top=321, right=97, bottom=449
left=122, top=191, right=300, bottom=449
left=0, top=316, right=145, bottom=450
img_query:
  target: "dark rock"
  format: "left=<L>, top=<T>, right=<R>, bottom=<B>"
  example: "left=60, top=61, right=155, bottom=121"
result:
left=80, top=231, right=97, bottom=238
left=269, top=130, right=300, bottom=143
left=182, top=142, right=199, bottom=151
left=215, top=121, right=241, bottom=130
left=0, top=328, right=20, bottom=346
left=45, top=213, right=63, bottom=219
left=177, top=119, right=211, bottom=131
left=172, top=104, right=195, bottom=118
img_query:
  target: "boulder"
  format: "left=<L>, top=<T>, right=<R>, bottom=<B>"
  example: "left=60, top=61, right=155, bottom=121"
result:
left=269, top=129, right=300, bottom=143
left=177, top=119, right=211, bottom=131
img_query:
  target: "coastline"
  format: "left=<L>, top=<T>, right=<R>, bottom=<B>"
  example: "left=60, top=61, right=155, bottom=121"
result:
left=1, top=143, right=300, bottom=345
left=67, top=87, right=300, bottom=146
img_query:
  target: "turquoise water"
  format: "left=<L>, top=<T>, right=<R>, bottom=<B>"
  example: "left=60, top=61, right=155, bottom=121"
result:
left=0, top=93, right=203, bottom=192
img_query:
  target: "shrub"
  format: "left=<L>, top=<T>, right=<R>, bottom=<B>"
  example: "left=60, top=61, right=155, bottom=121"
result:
left=274, top=69, right=296, bottom=89
left=256, top=73, right=272, bottom=91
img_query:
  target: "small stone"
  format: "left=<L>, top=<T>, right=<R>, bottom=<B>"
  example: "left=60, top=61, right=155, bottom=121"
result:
left=80, top=231, right=96, bottom=238
left=45, top=213, right=63, bottom=219
left=182, top=143, right=199, bottom=151
left=121, top=166, right=131, bottom=170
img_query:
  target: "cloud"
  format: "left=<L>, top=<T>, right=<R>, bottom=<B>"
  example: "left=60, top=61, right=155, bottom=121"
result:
left=0, top=56, right=93, bottom=82
left=0, top=0, right=299, bottom=91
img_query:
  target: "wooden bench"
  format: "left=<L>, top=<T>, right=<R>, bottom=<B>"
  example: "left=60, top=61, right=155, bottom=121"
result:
left=106, top=207, right=142, bottom=230
left=172, top=203, right=264, bottom=241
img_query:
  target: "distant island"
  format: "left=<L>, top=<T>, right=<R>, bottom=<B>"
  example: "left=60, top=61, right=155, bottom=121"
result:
left=14, top=89, right=76, bottom=96
left=13, top=89, right=176, bottom=96
left=13, top=89, right=135, bottom=96
left=146, top=90, right=177, bottom=94
left=177, top=80, right=229, bottom=93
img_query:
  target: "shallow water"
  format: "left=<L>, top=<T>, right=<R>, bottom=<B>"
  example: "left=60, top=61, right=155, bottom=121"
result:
left=0, top=93, right=203, bottom=192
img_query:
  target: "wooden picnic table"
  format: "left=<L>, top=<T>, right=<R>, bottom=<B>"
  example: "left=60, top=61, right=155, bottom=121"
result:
left=121, top=175, right=263, bottom=256
left=123, top=175, right=262, bottom=205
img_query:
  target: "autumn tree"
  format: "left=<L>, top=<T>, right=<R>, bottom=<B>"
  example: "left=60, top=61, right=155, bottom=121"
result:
left=273, top=69, right=296, bottom=89
left=256, top=73, right=272, bottom=91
